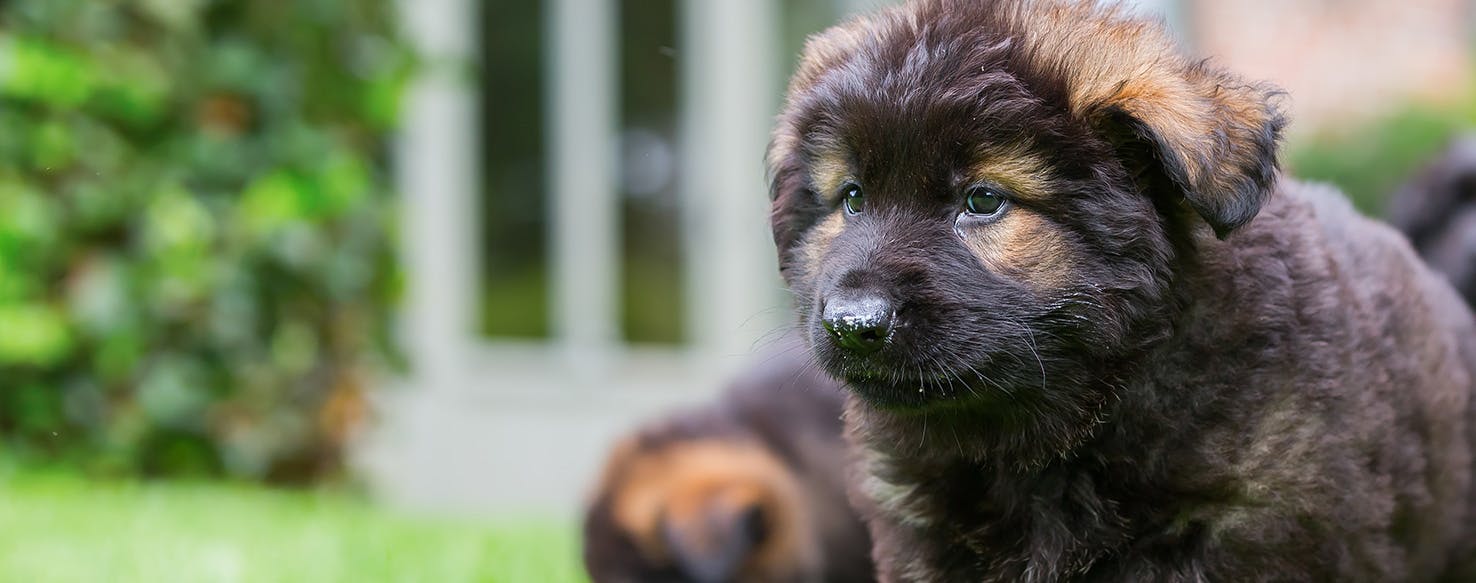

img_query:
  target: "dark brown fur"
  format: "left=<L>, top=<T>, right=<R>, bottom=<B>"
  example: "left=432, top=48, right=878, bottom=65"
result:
left=767, top=1, right=1476, bottom=580
left=582, top=343, right=873, bottom=582
left=1389, top=135, right=1476, bottom=306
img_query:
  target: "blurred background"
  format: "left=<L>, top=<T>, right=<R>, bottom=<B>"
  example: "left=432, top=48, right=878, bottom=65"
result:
left=0, top=0, right=1471, bottom=580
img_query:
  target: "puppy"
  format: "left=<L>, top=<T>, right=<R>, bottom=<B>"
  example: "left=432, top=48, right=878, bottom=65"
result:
left=582, top=345, right=873, bottom=582
left=767, top=1, right=1476, bottom=580
left=1388, top=135, right=1476, bottom=305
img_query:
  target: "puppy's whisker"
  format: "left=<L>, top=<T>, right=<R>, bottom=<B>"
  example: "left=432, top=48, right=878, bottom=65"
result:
left=999, top=315, right=1048, bottom=392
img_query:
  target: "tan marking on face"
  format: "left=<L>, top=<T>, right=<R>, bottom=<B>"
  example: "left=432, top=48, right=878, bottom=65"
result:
left=798, top=212, right=846, bottom=277
left=959, top=211, right=1076, bottom=290
left=970, top=145, right=1057, bottom=203
left=605, top=439, right=816, bottom=577
left=809, top=150, right=853, bottom=205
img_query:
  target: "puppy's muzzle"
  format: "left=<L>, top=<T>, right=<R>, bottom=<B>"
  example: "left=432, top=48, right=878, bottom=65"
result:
left=821, top=292, right=894, bottom=355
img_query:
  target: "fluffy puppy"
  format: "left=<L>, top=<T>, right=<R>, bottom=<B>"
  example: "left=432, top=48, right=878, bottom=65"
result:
left=1388, top=135, right=1476, bottom=305
left=582, top=345, right=873, bottom=582
left=767, top=1, right=1476, bottom=580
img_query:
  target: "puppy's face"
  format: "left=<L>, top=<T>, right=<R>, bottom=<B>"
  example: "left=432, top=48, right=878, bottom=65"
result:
left=769, top=0, right=1282, bottom=413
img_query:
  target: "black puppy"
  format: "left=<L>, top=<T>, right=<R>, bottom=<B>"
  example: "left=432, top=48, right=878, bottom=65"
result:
left=768, top=0, right=1476, bottom=580
left=582, top=344, right=873, bottom=582
left=1388, top=135, right=1476, bottom=305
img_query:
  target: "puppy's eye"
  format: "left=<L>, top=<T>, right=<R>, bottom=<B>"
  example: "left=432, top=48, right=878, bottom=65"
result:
left=841, top=182, right=864, bottom=215
left=964, top=186, right=1008, bottom=217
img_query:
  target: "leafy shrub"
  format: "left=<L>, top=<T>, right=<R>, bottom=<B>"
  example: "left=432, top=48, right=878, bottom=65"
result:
left=0, top=0, right=409, bottom=481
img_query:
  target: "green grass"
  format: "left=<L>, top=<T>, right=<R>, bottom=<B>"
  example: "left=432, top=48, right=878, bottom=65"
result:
left=0, top=469, right=586, bottom=583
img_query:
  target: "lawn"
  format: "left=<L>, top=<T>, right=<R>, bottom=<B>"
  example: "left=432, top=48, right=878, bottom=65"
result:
left=0, top=469, right=586, bottom=583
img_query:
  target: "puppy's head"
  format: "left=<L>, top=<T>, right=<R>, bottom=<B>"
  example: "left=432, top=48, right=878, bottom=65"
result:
left=769, top=1, right=1283, bottom=418
left=583, top=432, right=819, bottom=583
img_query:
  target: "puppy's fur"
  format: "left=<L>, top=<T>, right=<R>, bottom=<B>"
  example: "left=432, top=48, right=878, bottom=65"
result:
left=768, top=1, right=1476, bottom=580
left=582, top=345, right=873, bottom=582
left=1389, top=135, right=1476, bottom=306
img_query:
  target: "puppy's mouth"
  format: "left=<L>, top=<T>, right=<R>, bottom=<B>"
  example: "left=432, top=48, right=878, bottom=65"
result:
left=830, top=363, right=1013, bottom=411
left=808, top=297, right=1034, bottom=410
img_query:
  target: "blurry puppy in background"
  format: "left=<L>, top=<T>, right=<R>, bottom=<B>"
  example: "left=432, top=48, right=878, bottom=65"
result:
left=769, top=0, right=1476, bottom=580
left=582, top=343, right=873, bottom=583
left=1388, top=136, right=1476, bottom=305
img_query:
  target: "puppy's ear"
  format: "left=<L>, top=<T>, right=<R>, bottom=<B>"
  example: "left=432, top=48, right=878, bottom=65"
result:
left=1089, top=63, right=1286, bottom=239
left=1019, top=4, right=1286, bottom=238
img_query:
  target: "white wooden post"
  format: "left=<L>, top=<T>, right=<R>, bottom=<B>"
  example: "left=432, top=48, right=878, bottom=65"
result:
left=397, top=0, right=479, bottom=390
left=549, top=0, right=620, bottom=375
left=681, top=0, right=785, bottom=372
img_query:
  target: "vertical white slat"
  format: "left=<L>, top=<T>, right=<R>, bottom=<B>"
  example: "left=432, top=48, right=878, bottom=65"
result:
left=680, top=0, right=784, bottom=373
left=396, top=0, right=479, bottom=388
left=549, top=0, right=620, bottom=373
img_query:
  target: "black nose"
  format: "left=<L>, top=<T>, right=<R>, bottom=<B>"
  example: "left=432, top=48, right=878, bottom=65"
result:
left=821, top=294, right=893, bottom=355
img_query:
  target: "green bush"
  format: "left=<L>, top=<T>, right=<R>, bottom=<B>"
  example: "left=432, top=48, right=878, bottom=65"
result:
left=0, top=0, right=410, bottom=481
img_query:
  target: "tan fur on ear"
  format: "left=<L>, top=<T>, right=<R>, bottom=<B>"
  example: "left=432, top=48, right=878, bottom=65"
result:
left=1012, top=1, right=1285, bottom=238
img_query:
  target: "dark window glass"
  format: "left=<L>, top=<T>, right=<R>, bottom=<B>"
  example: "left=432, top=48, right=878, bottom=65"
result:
left=618, top=0, right=684, bottom=345
left=482, top=0, right=551, bottom=338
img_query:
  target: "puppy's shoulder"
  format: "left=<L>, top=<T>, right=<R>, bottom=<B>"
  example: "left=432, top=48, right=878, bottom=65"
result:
left=1273, top=179, right=1384, bottom=243
left=1263, top=177, right=1476, bottom=355
left=1261, top=179, right=1426, bottom=281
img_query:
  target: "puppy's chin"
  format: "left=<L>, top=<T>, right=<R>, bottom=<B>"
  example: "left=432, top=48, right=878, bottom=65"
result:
left=811, top=338, right=1013, bottom=412
left=808, top=321, right=1039, bottom=413
left=842, top=374, right=997, bottom=412
left=844, top=366, right=1038, bottom=412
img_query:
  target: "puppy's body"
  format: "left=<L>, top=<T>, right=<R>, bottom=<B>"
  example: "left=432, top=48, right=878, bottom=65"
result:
left=851, top=182, right=1476, bottom=581
left=582, top=345, right=873, bottom=582
left=767, top=0, right=1476, bottom=580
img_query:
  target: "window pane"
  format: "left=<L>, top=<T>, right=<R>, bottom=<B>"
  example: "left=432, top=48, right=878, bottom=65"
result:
left=482, top=0, right=551, bottom=338
left=618, top=0, right=684, bottom=345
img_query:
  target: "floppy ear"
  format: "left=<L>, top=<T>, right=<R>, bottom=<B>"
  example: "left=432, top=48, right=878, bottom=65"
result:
left=1013, top=2, right=1285, bottom=238
left=1088, top=63, right=1286, bottom=239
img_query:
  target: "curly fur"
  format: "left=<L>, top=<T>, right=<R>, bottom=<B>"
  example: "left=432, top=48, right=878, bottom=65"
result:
left=767, top=1, right=1476, bottom=580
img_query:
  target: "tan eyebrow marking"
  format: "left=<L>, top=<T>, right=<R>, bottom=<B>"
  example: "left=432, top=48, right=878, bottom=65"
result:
left=809, top=148, right=853, bottom=205
left=968, top=143, right=1057, bottom=202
